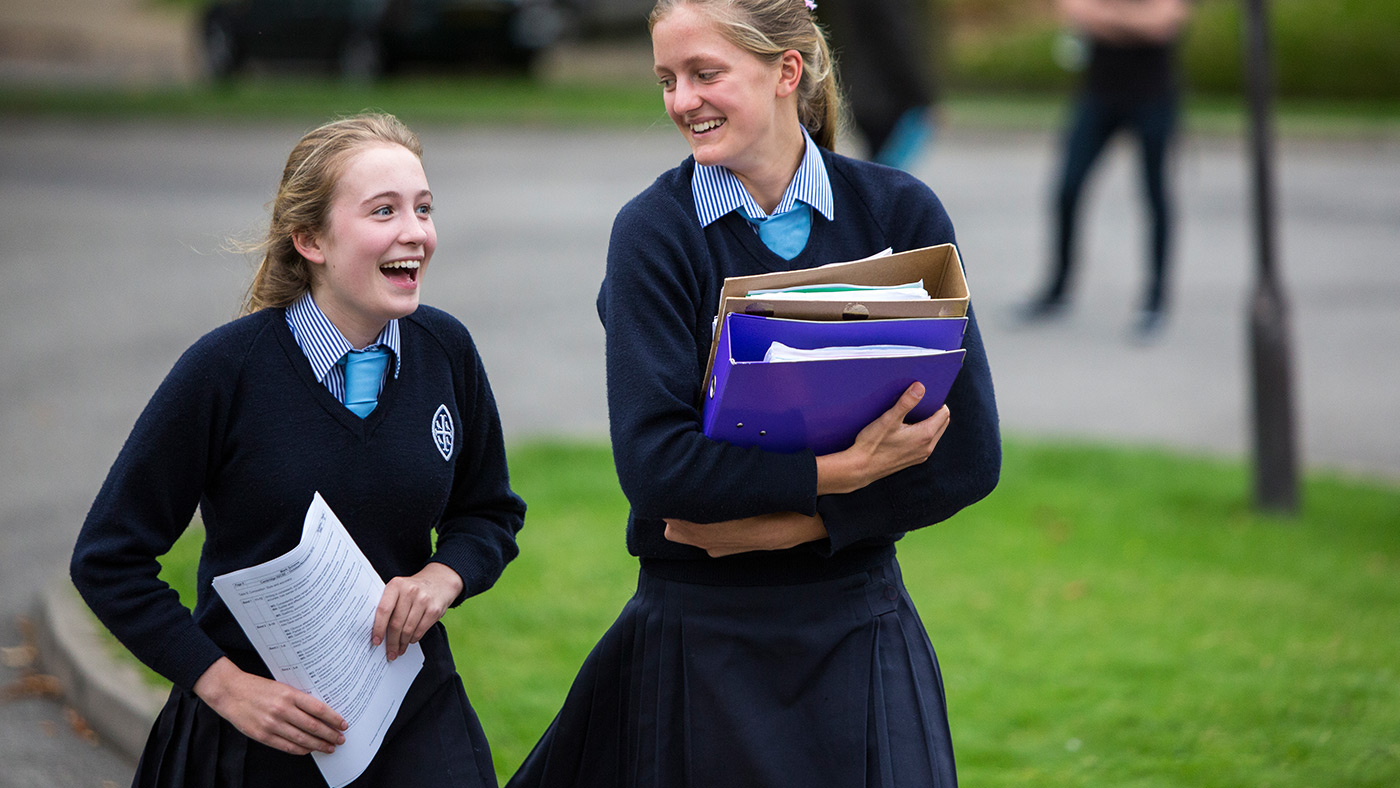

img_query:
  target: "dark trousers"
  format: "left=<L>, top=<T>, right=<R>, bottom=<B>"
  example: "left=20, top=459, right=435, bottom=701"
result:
left=1045, top=90, right=1179, bottom=312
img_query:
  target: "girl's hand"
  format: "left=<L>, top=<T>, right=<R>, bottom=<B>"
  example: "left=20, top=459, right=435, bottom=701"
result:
left=664, top=512, right=828, bottom=557
left=193, top=657, right=346, bottom=755
left=816, top=383, right=951, bottom=495
left=372, top=562, right=464, bottom=661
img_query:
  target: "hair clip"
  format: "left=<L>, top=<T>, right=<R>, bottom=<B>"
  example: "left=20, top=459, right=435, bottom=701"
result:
left=804, top=0, right=817, bottom=9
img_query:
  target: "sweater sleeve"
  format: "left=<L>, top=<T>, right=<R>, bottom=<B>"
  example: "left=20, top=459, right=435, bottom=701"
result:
left=813, top=171, right=1002, bottom=552
left=428, top=324, right=526, bottom=604
left=69, top=335, right=236, bottom=691
left=600, top=194, right=820, bottom=530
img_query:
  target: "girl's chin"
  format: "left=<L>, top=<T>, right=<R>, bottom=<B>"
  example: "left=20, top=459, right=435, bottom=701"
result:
left=688, top=145, right=732, bottom=169
left=379, top=293, right=421, bottom=320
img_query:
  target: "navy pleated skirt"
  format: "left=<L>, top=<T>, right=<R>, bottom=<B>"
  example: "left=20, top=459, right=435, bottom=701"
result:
left=507, top=556, right=956, bottom=788
left=132, top=625, right=498, bottom=788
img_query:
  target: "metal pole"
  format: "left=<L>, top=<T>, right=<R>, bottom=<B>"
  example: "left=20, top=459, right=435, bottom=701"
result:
left=1242, top=0, right=1299, bottom=513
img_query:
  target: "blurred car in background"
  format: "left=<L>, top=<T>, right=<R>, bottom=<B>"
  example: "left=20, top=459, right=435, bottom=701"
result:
left=201, top=0, right=570, bottom=80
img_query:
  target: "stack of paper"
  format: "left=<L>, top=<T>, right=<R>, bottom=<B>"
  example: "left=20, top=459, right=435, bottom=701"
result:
left=746, top=281, right=932, bottom=301
left=763, top=342, right=952, bottom=363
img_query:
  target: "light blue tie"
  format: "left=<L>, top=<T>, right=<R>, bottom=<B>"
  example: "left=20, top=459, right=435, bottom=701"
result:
left=741, top=202, right=813, bottom=260
left=342, top=346, right=390, bottom=418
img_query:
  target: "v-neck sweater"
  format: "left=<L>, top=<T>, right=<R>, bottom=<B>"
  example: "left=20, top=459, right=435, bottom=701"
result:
left=598, top=148, right=1001, bottom=586
left=71, top=305, right=526, bottom=691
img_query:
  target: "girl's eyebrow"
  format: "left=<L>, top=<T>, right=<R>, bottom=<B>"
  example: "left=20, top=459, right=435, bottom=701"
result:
left=359, top=189, right=433, bottom=206
left=656, top=53, right=724, bottom=75
left=360, top=190, right=401, bottom=206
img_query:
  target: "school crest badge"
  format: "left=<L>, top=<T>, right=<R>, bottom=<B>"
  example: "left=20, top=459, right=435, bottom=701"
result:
left=432, top=404, right=453, bottom=461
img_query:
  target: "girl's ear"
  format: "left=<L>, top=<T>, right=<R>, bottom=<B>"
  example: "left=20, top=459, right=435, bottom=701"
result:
left=776, top=49, right=804, bottom=99
left=292, top=230, right=326, bottom=265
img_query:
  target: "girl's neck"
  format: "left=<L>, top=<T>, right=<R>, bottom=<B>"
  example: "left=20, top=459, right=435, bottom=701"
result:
left=309, top=289, right=386, bottom=350
left=732, top=123, right=806, bottom=215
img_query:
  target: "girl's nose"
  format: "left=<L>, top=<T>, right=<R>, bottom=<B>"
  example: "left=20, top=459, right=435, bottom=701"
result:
left=672, top=79, right=702, bottom=114
left=400, top=215, right=429, bottom=244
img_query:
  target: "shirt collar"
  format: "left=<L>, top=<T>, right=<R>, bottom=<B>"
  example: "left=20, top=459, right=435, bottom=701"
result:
left=286, top=292, right=402, bottom=383
left=691, top=127, right=834, bottom=228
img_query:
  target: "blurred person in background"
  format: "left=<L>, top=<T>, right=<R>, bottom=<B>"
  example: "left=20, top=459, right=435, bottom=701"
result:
left=1023, top=0, right=1191, bottom=337
left=816, top=0, right=943, bottom=170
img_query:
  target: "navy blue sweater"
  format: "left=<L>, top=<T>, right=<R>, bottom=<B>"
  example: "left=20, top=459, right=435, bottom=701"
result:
left=71, top=305, right=525, bottom=691
left=598, top=149, right=1001, bottom=586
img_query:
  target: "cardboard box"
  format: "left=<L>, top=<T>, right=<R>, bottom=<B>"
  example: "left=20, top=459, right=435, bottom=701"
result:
left=701, top=243, right=968, bottom=389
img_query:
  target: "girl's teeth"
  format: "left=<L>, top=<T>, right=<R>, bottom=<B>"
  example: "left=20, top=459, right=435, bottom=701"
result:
left=381, top=260, right=420, bottom=270
left=690, top=119, right=724, bottom=133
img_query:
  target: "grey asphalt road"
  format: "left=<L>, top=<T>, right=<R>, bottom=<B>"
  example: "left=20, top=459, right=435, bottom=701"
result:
left=1, top=117, right=1396, bottom=785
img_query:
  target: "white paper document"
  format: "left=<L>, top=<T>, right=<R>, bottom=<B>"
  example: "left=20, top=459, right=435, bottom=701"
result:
left=762, top=341, right=954, bottom=363
left=745, top=280, right=931, bottom=301
left=212, top=492, right=423, bottom=788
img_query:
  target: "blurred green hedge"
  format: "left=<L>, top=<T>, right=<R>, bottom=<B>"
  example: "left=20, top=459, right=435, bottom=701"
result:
left=943, top=0, right=1400, bottom=100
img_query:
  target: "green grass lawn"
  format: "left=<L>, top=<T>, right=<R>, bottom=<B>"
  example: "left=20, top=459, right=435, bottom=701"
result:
left=139, top=439, right=1399, bottom=785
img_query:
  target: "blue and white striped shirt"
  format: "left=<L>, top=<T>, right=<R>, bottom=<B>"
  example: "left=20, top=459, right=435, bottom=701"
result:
left=691, top=128, right=835, bottom=228
left=286, top=292, right=401, bottom=404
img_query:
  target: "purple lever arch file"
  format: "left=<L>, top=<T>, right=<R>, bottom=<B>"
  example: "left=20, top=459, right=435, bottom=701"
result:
left=702, top=313, right=967, bottom=454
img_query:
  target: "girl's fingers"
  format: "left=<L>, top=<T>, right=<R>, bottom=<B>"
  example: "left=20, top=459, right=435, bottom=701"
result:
left=266, top=735, right=316, bottom=756
left=391, top=605, right=424, bottom=658
left=371, top=584, right=401, bottom=647
left=293, top=692, right=347, bottom=735
left=883, top=381, right=926, bottom=425
left=382, top=582, right=430, bottom=657
left=375, top=569, right=459, bottom=657
left=912, top=404, right=951, bottom=434
left=246, top=693, right=345, bottom=754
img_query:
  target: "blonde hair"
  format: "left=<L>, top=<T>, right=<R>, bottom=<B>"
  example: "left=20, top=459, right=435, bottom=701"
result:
left=649, top=0, right=844, bottom=151
left=241, top=112, right=423, bottom=315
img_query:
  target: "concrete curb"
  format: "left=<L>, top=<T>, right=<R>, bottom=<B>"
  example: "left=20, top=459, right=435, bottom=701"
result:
left=33, top=574, right=167, bottom=762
